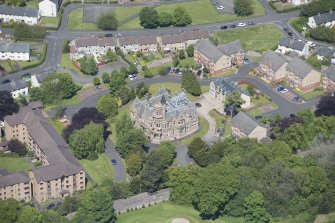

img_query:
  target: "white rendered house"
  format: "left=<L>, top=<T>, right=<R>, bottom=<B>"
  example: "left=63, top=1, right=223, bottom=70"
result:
left=0, top=5, right=40, bottom=25
left=0, top=80, right=28, bottom=99
left=39, top=0, right=62, bottom=17
left=308, top=11, right=335, bottom=28
left=275, top=38, right=309, bottom=57
left=0, top=43, right=30, bottom=61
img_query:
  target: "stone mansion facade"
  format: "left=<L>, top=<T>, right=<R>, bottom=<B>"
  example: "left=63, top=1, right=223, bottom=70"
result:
left=131, top=89, right=199, bottom=143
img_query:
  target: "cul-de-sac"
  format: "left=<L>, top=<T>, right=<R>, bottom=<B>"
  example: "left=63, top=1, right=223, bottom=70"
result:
left=0, top=0, right=335, bottom=222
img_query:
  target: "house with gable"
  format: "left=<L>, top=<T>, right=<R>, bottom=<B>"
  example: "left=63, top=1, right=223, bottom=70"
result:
left=259, top=50, right=288, bottom=83
left=322, top=65, right=335, bottom=93
left=0, top=5, right=40, bottom=25
left=0, top=80, right=28, bottom=99
left=276, top=38, right=309, bottom=57
left=0, top=42, right=30, bottom=61
left=217, top=40, right=245, bottom=65
left=316, top=47, right=334, bottom=61
left=39, top=0, right=62, bottom=17
left=308, top=11, right=335, bottom=28
left=231, top=111, right=267, bottom=142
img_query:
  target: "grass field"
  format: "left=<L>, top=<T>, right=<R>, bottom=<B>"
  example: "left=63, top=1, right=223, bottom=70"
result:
left=67, top=8, right=97, bottom=30
left=180, top=117, right=209, bottom=145
left=115, top=6, right=144, bottom=22
left=301, top=88, right=324, bottom=100
left=209, top=109, right=225, bottom=129
left=60, top=53, right=83, bottom=74
left=214, top=24, right=283, bottom=52
left=0, top=157, right=32, bottom=173
left=117, top=202, right=244, bottom=223
left=120, top=0, right=264, bottom=29
left=79, top=154, right=114, bottom=185
left=40, top=16, right=60, bottom=28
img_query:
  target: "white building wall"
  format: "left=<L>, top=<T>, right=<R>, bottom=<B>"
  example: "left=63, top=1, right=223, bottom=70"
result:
left=0, top=13, right=40, bottom=25
left=39, top=0, right=58, bottom=17
left=0, top=51, right=30, bottom=61
left=11, top=87, right=28, bottom=99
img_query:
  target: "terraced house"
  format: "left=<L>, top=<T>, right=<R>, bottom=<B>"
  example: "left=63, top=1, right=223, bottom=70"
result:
left=0, top=42, right=30, bottom=61
left=308, top=10, right=335, bottom=28
left=286, top=57, right=321, bottom=92
left=131, top=89, right=199, bottom=143
left=0, top=5, right=40, bottom=25
left=276, top=38, right=309, bottom=57
left=323, top=65, right=335, bottom=93
left=259, top=50, right=288, bottom=83
left=117, top=35, right=158, bottom=54
left=2, top=105, right=86, bottom=203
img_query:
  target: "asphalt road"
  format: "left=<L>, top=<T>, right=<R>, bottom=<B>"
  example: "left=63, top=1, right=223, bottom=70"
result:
left=105, top=138, right=126, bottom=182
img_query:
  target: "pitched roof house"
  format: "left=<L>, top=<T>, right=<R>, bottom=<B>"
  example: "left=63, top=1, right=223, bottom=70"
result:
left=308, top=11, right=335, bottom=28
left=0, top=80, right=28, bottom=99
left=317, top=47, right=334, bottom=60
left=209, top=77, right=251, bottom=108
left=276, top=38, right=309, bottom=56
left=286, top=57, right=321, bottom=92
left=0, top=5, right=40, bottom=25
left=232, top=111, right=267, bottom=141
left=0, top=171, right=31, bottom=201
left=39, top=0, right=62, bottom=17
left=322, top=65, right=335, bottom=92
left=117, top=35, right=157, bottom=53
left=259, top=50, right=288, bottom=83
left=0, top=42, right=30, bottom=61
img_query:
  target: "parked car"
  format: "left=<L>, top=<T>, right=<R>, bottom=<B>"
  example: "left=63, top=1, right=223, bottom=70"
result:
left=255, top=115, right=263, bottom=120
left=1, top=79, right=10, bottom=84
left=238, top=23, right=246, bottom=27
left=175, top=68, right=180, bottom=74
left=229, top=24, right=237, bottom=28
left=195, top=103, right=202, bottom=108
left=133, top=73, right=137, bottom=79
left=166, top=67, right=172, bottom=72
left=196, top=70, right=202, bottom=76
left=292, top=96, right=301, bottom=102
left=288, top=32, right=293, bottom=37
left=96, top=85, right=102, bottom=91
left=112, top=159, right=117, bottom=165
left=128, top=74, right=134, bottom=80
left=283, top=27, right=289, bottom=32
left=213, top=1, right=218, bottom=4
left=277, top=87, right=285, bottom=92
left=244, top=58, right=250, bottom=64
left=290, top=113, right=296, bottom=118
left=221, top=25, right=228, bottom=29
left=217, top=6, right=224, bottom=10
left=248, top=22, right=256, bottom=26
left=281, top=89, right=289, bottom=93
left=104, top=33, right=113, bottom=37
left=307, top=41, right=316, bottom=47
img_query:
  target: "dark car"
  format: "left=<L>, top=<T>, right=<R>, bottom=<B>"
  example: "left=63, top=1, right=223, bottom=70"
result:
left=166, top=67, right=172, bottom=72
left=196, top=70, right=202, bottom=76
left=248, top=22, right=256, bottom=26
left=1, top=79, right=10, bottom=84
left=229, top=24, right=237, bottom=28
left=174, top=68, right=180, bottom=74
left=289, top=113, right=296, bottom=118
left=221, top=25, right=228, bottom=29
left=255, top=115, right=263, bottom=120
left=288, top=32, right=293, bottom=37
left=292, top=96, right=301, bottom=102
left=112, top=159, right=117, bottom=165
left=195, top=103, right=202, bottom=108
left=22, top=72, right=31, bottom=77
left=283, top=27, right=289, bottom=32
left=104, top=33, right=113, bottom=37
left=277, top=87, right=284, bottom=92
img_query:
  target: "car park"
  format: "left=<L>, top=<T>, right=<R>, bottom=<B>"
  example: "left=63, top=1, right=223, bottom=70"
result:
left=221, top=25, right=228, bottom=29
left=104, top=33, right=113, bottom=37
left=238, top=23, right=246, bottom=27
left=112, top=159, right=117, bottom=165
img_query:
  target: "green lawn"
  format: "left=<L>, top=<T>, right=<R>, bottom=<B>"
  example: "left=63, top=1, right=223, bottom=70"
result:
left=120, top=0, right=264, bottom=29
left=301, top=88, right=324, bottom=100
left=40, top=16, right=60, bottom=28
left=214, top=24, right=283, bottom=52
left=247, top=102, right=278, bottom=116
left=0, top=157, right=32, bottom=173
left=79, top=154, right=114, bottom=185
left=115, top=6, right=144, bottom=22
left=117, top=202, right=244, bottom=223
left=209, top=109, right=225, bottom=129
left=180, top=117, right=209, bottom=145
left=26, top=0, right=38, bottom=8
left=60, top=53, right=83, bottom=74
left=67, top=8, right=97, bottom=31
left=49, top=119, right=66, bottom=136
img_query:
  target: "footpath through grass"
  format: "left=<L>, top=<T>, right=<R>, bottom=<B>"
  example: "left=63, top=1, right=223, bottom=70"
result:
left=214, top=24, right=283, bottom=52
left=79, top=154, right=114, bottom=185
left=0, top=157, right=32, bottom=173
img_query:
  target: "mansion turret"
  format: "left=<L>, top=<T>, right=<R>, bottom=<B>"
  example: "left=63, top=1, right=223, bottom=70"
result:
left=131, top=89, right=199, bottom=143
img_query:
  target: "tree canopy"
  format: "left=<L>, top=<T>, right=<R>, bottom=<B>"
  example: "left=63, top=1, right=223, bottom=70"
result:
left=234, top=0, right=254, bottom=16
left=0, top=91, right=19, bottom=120
left=172, top=7, right=192, bottom=27
left=97, top=95, right=118, bottom=118
left=181, top=70, right=201, bottom=96
left=139, top=7, right=159, bottom=29
left=78, top=56, right=98, bottom=75
left=97, top=14, right=118, bottom=30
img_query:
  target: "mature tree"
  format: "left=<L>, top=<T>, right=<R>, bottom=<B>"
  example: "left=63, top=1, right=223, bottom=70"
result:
left=29, top=87, right=43, bottom=102
left=234, top=0, right=254, bottom=16
left=56, top=196, right=80, bottom=216
left=158, top=12, right=173, bottom=27
left=168, top=165, right=200, bottom=205
left=97, top=14, right=118, bottom=30
left=300, top=0, right=335, bottom=17
left=140, top=151, right=165, bottom=192
left=0, top=198, right=21, bottom=223
left=102, top=72, right=110, bottom=83
left=0, top=91, right=19, bottom=120
left=17, top=94, right=28, bottom=106
left=57, top=73, right=79, bottom=99
left=186, top=44, right=194, bottom=57
left=129, top=64, right=138, bottom=75
left=310, top=26, right=335, bottom=44
left=188, top=138, right=210, bottom=167
left=126, top=152, right=144, bottom=177
left=280, top=123, right=313, bottom=150
left=296, top=109, right=314, bottom=126
left=181, top=70, right=201, bottom=96
left=13, top=23, right=46, bottom=40
left=224, top=91, right=244, bottom=115
left=41, top=211, right=67, bottom=223
left=172, top=55, right=180, bottom=67
left=193, top=161, right=240, bottom=218
left=135, top=82, right=149, bottom=98
left=173, top=7, right=192, bottom=27
left=108, top=181, right=133, bottom=200
left=110, top=71, right=127, bottom=97
left=93, top=77, right=101, bottom=86
left=97, top=95, right=118, bottom=118
left=69, top=122, right=105, bottom=159
left=154, top=141, right=176, bottom=168
left=139, top=7, right=159, bottom=29
left=79, top=56, right=98, bottom=75
left=116, top=115, right=147, bottom=157
left=315, top=95, right=335, bottom=117
left=7, top=139, right=26, bottom=156
left=119, top=85, right=130, bottom=105
left=179, top=49, right=186, bottom=60
left=244, top=191, right=270, bottom=223
left=18, top=207, right=42, bottom=223
left=75, top=190, right=116, bottom=223
left=103, top=49, right=118, bottom=63
left=63, top=107, right=107, bottom=142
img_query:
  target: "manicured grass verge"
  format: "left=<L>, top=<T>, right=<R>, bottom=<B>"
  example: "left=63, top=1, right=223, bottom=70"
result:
left=79, top=154, right=114, bottom=185
left=115, top=6, right=144, bottom=22
left=301, top=88, right=324, bottom=100
left=40, top=16, right=60, bottom=28
left=214, top=24, right=283, bottom=52
left=60, top=53, right=83, bottom=74
left=120, top=0, right=264, bottom=29
left=180, top=117, right=209, bottom=145
left=117, top=202, right=244, bottom=223
left=67, top=7, right=97, bottom=31
left=0, top=157, right=32, bottom=173
left=209, top=109, right=225, bottom=129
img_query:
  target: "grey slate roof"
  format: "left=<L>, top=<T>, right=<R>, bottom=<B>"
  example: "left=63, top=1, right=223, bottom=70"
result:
left=195, top=39, right=225, bottom=63
left=324, top=65, right=335, bottom=82
left=279, top=38, right=306, bottom=51
left=118, top=35, right=157, bottom=46
left=0, top=42, right=30, bottom=54
left=212, top=77, right=249, bottom=96
left=260, top=50, right=287, bottom=71
left=0, top=172, right=30, bottom=188
left=287, top=57, right=313, bottom=79
left=160, top=33, right=185, bottom=45
left=0, top=5, right=39, bottom=18
left=217, top=40, right=244, bottom=56
left=232, top=111, right=260, bottom=135
left=312, top=11, right=335, bottom=25
left=4, top=108, right=83, bottom=183
left=0, top=79, right=27, bottom=92
left=183, top=30, right=209, bottom=41
left=317, top=47, right=335, bottom=58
